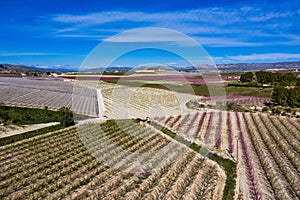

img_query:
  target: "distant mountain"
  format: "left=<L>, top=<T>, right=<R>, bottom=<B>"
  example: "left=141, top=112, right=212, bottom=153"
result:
left=175, top=61, right=300, bottom=72
left=0, top=64, right=77, bottom=73
left=1, top=61, right=300, bottom=74
left=82, top=66, right=133, bottom=72
left=30, top=65, right=77, bottom=72
left=0, top=64, right=41, bottom=73
left=216, top=61, right=300, bottom=72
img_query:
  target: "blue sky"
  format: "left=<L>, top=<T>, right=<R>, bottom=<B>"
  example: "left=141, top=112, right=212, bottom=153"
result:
left=0, top=0, right=300, bottom=69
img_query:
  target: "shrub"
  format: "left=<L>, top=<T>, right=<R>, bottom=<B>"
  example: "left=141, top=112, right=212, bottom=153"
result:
left=261, top=107, right=269, bottom=112
left=240, top=72, right=254, bottom=82
left=59, top=107, right=75, bottom=127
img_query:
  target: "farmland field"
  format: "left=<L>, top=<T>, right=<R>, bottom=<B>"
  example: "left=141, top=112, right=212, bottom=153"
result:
left=0, top=77, right=271, bottom=118
left=61, top=74, right=227, bottom=86
left=0, top=119, right=225, bottom=199
left=198, top=95, right=270, bottom=106
left=0, top=77, right=99, bottom=116
left=0, top=78, right=197, bottom=118
left=155, top=111, right=300, bottom=199
left=1, top=76, right=300, bottom=199
left=98, top=81, right=196, bottom=119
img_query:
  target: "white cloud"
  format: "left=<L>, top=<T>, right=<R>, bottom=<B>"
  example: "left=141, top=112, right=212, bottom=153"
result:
left=104, top=28, right=197, bottom=46
left=56, top=34, right=106, bottom=39
left=212, top=56, right=235, bottom=64
left=97, top=27, right=261, bottom=47
left=166, top=62, right=179, bottom=65
left=50, top=7, right=299, bottom=47
left=51, top=8, right=248, bottom=26
left=56, top=27, right=80, bottom=33
left=247, top=12, right=291, bottom=22
left=0, top=52, right=56, bottom=56
left=32, top=65, right=52, bottom=69
left=53, top=8, right=293, bottom=27
left=194, top=37, right=262, bottom=47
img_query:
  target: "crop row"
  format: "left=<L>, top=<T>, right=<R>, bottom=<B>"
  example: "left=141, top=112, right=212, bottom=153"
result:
left=154, top=111, right=300, bottom=199
left=0, top=119, right=222, bottom=199
left=0, top=84, right=99, bottom=116
left=198, top=95, right=270, bottom=106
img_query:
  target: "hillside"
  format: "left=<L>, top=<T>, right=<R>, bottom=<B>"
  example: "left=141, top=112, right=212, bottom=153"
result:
left=2, top=61, right=300, bottom=74
left=177, top=61, right=300, bottom=72
left=217, top=61, right=300, bottom=71
left=0, top=64, right=41, bottom=73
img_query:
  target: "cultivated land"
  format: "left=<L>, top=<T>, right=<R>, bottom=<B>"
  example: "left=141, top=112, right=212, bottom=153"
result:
left=0, top=77, right=99, bottom=116
left=0, top=120, right=225, bottom=199
left=0, top=122, right=59, bottom=138
left=154, top=111, right=300, bottom=199
left=98, top=81, right=196, bottom=118
left=197, top=95, right=271, bottom=106
left=0, top=75, right=299, bottom=199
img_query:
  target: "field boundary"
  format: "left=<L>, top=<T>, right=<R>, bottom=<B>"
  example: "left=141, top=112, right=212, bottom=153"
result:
left=0, top=124, right=64, bottom=146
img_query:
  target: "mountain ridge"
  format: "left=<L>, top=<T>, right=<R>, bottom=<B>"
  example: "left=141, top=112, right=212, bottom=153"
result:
left=1, top=61, right=300, bottom=73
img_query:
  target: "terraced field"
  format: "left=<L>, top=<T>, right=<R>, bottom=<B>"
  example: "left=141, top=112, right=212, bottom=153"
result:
left=0, top=119, right=225, bottom=199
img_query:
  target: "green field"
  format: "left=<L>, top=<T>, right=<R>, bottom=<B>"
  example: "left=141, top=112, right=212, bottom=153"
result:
left=0, top=106, right=61, bottom=125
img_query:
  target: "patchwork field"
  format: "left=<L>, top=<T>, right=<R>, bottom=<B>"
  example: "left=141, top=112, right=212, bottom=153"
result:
left=1, top=77, right=300, bottom=199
